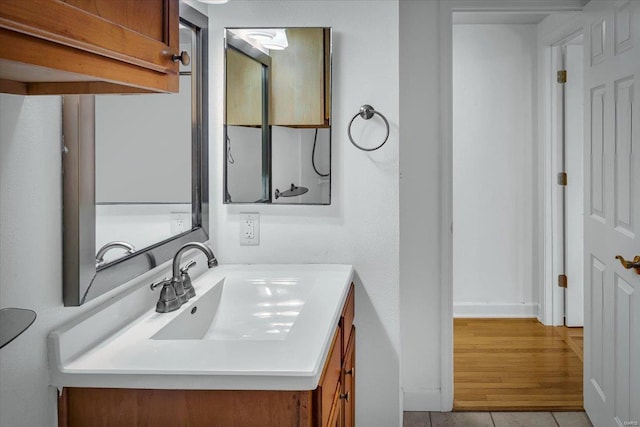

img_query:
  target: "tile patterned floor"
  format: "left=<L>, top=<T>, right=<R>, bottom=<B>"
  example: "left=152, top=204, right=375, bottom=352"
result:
left=403, top=411, right=593, bottom=427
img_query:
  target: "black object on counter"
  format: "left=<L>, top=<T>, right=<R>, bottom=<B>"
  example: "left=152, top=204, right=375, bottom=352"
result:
left=0, top=308, right=37, bottom=349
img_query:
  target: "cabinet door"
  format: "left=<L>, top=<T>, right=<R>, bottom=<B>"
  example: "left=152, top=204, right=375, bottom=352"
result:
left=0, top=0, right=180, bottom=93
left=341, top=284, right=355, bottom=357
left=226, top=48, right=264, bottom=126
left=314, top=327, right=342, bottom=427
left=328, top=385, right=342, bottom=427
left=269, top=28, right=327, bottom=127
left=343, top=327, right=355, bottom=427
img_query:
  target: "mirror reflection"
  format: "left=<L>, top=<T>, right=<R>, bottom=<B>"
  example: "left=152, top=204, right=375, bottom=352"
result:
left=94, top=24, right=195, bottom=266
left=61, top=5, right=209, bottom=307
left=224, top=27, right=331, bottom=205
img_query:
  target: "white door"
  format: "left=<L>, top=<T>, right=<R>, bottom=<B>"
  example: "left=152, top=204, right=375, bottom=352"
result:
left=583, top=1, right=640, bottom=426
left=565, top=41, right=585, bottom=327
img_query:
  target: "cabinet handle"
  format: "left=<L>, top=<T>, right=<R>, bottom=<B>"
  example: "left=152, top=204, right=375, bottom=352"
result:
left=172, top=51, right=190, bottom=66
left=339, top=392, right=350, bottom=402
left=344, top=367, right=354, bottom=376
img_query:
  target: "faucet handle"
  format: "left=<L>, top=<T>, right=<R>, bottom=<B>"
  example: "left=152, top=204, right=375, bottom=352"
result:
left=180, top=260, right=197, bottom=274
left=150, top=277, right=172, bottom=290
left=154, top=279, right=182, bottom=313
left=180, top=262, right=197, bottom=300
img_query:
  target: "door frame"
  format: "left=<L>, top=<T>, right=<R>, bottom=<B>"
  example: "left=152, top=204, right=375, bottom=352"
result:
left=547, top=29, right=586, bottom=328
left=439, top=0, right=587, bottom=411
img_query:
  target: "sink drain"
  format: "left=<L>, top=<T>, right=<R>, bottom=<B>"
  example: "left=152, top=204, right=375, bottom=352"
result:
left=191, top=306, right=198, bottom=314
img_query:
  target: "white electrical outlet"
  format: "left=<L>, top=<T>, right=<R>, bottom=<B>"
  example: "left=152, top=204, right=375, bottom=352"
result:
left=239, top=212, right=260, bottom=245
left=170, top=212, right=190, bottom=235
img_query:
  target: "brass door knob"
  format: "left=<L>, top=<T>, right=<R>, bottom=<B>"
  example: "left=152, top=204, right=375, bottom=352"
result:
left=615, top=255, right=640, bottom=274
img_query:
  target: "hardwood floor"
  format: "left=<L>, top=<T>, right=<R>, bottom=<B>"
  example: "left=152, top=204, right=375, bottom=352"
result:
left=454, top=318, right=584, bottom=411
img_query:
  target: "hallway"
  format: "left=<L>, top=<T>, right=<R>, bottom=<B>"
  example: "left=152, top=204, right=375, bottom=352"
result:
left=454, top=319, right=583, bottom=411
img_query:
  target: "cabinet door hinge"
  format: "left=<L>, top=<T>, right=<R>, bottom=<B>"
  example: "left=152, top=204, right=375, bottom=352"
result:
left=557, top=70, right=567, bottom=83
left=558, top=274, right=568, bottom=288
left=557, top=172, right=567, bottom=186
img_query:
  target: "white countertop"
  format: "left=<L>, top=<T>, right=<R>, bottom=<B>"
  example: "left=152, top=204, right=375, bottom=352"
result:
left=49, top=264, right=354, bottom=391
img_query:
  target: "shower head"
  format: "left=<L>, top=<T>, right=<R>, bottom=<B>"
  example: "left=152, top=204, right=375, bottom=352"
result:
left=275, top=183, right=309, bottom=199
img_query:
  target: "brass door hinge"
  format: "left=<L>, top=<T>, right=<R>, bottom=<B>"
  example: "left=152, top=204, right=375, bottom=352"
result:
left=557, top=70, right=567, bottom=83
left=558, top=274, right=568, bottom=288
left=557, top=172, right=567, bottom=186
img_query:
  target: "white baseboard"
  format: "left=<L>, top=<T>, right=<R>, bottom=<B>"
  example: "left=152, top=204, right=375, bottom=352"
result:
left=453, top=302, right=539, bottom=318
left=403, top=389, right=442, bottom=411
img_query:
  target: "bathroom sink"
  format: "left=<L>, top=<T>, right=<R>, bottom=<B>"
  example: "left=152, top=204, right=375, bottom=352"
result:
left=151, top=279, right=224, bottom=340
left=49, top=264, right=354, bottom=391
left=152, top=274, right=315, bottom=341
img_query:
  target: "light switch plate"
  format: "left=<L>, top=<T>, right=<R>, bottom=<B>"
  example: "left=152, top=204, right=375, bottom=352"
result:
left=239, top=212, right=260, bottom=246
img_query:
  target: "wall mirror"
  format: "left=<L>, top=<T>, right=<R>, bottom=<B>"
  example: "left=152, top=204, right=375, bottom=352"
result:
left=224, top=27, right=332, bottom=205
left=62, top=4, right=209, bottom=306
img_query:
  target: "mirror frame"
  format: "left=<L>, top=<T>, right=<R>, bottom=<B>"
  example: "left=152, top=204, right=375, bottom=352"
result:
left=62, top=3, right=209, bottom=306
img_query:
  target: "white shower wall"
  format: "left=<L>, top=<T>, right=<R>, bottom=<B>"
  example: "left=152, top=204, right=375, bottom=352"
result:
left=452, top=24, right=538, bottom=318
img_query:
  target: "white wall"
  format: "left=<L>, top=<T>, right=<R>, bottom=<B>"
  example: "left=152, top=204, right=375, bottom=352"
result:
left=96, top=203, right=192, bottom=263
left=0, top=94, right=202, bottom=427
left=209, top=1, right=400, bottom=425
left=399, top=0, right=445, bottom=411
left=298, top=128, right=331, bottom=205
left=95, top=75, right=192, bottom=204
left=226, top=125, right=264, bottom=202
left=0, top=94, right=65, bottom=427
left=226, top=126, right=330, bottom=204
left=272, top=126, right=303, bottom=203
left=272, top=127, right=330, bottom=205
left=452, top=24, right=537, bottom=318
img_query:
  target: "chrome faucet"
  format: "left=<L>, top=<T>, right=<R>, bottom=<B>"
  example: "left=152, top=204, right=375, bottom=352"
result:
left=171, top=242, right=218, bottom=281
left=151, top=242, right=218, bottom=313
left=95, top=241, right=136, bottom=265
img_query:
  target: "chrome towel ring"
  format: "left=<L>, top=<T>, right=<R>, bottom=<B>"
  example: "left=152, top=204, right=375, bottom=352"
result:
left=348, top=104, right=390, bottom=151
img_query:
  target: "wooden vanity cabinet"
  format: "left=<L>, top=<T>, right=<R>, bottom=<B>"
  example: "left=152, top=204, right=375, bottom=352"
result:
left=58, top=283, right=355, bottom=427
left=313, top=283, right=355, bottom=427
left=343, top=328, right=355, bottom=427
left=0, top=0, right=180, bottom=95
left=316, top=328, right=343, bottom=427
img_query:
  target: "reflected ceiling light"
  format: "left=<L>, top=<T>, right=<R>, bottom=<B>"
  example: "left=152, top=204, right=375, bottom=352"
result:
left=261, top=29, right=288, bottom=51
left=261, top=41, right=286, bottom=50
left=196, top=0, right=230, bottom=4
left=246, top=30, right=276, bottom=41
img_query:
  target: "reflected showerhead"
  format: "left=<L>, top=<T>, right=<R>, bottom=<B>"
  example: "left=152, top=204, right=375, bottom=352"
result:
left=275, top=183, right=309, bottom=199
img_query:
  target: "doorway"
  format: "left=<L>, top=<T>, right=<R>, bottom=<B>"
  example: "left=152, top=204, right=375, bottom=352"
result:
left=451, top=11, right=585, bottom=411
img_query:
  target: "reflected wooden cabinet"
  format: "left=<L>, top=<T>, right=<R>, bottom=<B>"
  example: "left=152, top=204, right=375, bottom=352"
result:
left=0, top=0, right=180, bottom=95
left=225, top=28, right=331, bottom=128
left=58, top=284, right=355, bottom=427
left=269, top=28, right=330, bottom=127
left=225, top=47, right=264, bottom=126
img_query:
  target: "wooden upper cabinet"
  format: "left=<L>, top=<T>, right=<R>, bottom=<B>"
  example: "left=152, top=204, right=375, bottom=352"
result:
left=270, top=28, right=330, bottom=127
left=0, top=0, right=180, bottom=95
